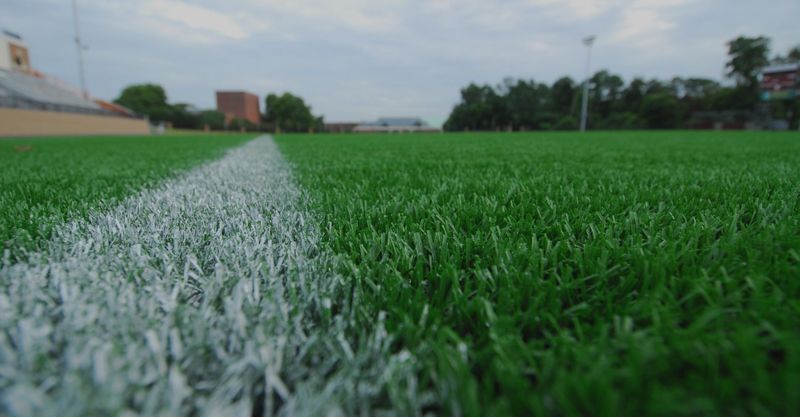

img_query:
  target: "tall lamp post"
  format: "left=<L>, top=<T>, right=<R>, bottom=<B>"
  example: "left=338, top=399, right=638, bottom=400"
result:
left=72, top=0, right=88, bottom=99
left=580, top=35, right=596, bottom=132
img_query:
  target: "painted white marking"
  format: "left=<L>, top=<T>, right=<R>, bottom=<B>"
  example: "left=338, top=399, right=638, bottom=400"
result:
left=0, top=136, right=420, bottom=417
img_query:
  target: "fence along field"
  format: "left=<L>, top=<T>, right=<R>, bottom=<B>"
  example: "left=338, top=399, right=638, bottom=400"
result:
left=1, top=130, right=799, bottom=416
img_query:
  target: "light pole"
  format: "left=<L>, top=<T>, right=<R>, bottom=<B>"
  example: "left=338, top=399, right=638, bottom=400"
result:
left=71, top=0, right=88, bottom=99
left=580, top=35, right=596, bottom=132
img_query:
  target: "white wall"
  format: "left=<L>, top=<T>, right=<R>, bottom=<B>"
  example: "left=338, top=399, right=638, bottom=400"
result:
left=0, top=37, right=11, bottom=71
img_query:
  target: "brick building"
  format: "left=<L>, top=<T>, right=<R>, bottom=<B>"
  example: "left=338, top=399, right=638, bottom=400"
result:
left=216, top=91, right=260, bottom=125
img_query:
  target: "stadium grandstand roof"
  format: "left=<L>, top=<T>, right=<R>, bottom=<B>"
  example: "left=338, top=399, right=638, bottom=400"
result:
left=762, top=63, right=800, bottom=74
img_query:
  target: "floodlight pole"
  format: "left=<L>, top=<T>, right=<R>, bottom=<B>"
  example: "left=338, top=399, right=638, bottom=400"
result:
left=72, top=0, right=88, bottom=99
left=580, top=35, right=596, bottom=132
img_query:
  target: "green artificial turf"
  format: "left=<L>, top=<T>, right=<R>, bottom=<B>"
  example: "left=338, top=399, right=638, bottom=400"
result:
left=276, top=131, right=800, bottom=417
left=0, top=134, right=254, bottom=257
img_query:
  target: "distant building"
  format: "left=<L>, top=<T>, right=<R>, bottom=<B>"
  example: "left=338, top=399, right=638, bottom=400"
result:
left=216, top=91, right=260, bottom=124
left=757, top=63, right=799, bottom=130
left=0, top=29, right=31, bottom=73
left=760, top=63, right=799, bottom=101
left=324, top=122, right=359, bottom=133
left=353, top=117, right=441, bottom=133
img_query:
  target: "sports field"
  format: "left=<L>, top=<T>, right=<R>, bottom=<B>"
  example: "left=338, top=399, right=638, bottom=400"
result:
left=0, top=134, right=254, bottom=257
left=1, top=131, right=799, bottom=416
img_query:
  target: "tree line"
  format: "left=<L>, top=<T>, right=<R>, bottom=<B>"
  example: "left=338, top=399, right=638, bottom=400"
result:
left=113, top=86, right=323, bottom=132
left=445, top=36, right=800, bottom=131
left=114, top=35, right=797, bottom=132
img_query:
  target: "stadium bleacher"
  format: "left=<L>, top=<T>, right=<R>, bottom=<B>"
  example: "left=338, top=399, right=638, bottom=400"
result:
left=0, top=29, right=148, bottom=136
left=0, top=68, right=107, bottom=112
left=0, top=83, right=11, bottom=97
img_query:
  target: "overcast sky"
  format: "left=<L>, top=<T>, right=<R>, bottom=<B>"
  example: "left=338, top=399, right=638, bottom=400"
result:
left=3, top=0, right=798, bottom=125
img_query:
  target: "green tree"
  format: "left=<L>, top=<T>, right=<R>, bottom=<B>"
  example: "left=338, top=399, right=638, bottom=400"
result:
left=726, top=36, right=770, bottom=91
left=168, top=103, right=201, bottom=129
left=791, top=46, right=800, bottom=61
left=681, top=78, right=721, bottom=99
left=263, top=93, right=323, bottom=132
left=643, top=79, right=672, bottom=96
left=114, top=84, right=171, bottom=122
left=641, top=93, right=680, bottom=129
left=605, top=112, right=646, bottom=129
left=444, top=84, right=504, bottom=131
left=590, top=71, right=625, bottom=102
left=444, top=38, right=777, bottom=131
left=789, top=46, right=800, bottom=62
left=229, top=118, right=257, bottom=132
left=551, top=77, right=577, bottom=117
left=587, top=70, right=626, bottom=128
left=675, top=78, right=721, bottom=116
left=621, top=78, right=646, bottom=113
left=198, top=110, right=226, bottom=130
left=502, top=78, right=551, bottom=130
left=552, top=116, right=578, bottom=130
left=772, top=45, right=800, bottom=64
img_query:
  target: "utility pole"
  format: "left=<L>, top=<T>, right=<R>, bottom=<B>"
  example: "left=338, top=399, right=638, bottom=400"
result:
left=580, top=35, right=596, bottom=132
left=72, top=0, right=88, bottom=99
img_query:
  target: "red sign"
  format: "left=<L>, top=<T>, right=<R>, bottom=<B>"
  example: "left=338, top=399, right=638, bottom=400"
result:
left=761, top=70, right=798, bottom=92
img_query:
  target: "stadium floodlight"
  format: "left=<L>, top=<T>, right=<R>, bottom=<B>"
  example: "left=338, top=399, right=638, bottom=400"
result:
left=72, top=0, right=88, bottom=99
left=580, top=35, right=596, bottom=133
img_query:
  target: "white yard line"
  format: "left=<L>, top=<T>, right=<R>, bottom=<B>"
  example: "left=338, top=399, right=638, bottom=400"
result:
left=0, top=136, right=418, bottom=417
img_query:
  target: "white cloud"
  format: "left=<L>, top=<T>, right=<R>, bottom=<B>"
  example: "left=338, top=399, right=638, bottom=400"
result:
left=85, top=0, right=267, bottom=44
left=465, top=6, right=526, bottom=31
left=526, top=0, right=625, bottom=20
left=607, top=0, right=691, bottom=47
left=243, top=0, right=403, bottom=33
left=140, top=0, right=250, bottom=40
